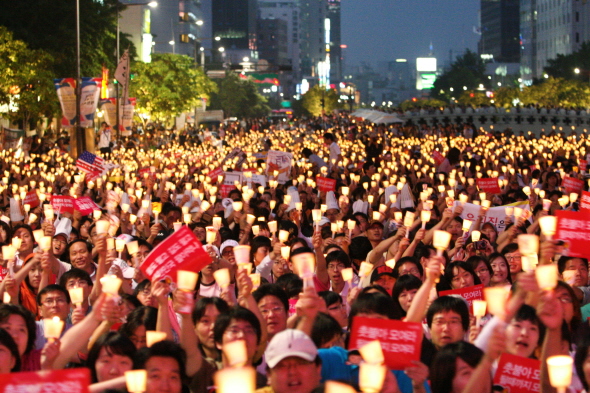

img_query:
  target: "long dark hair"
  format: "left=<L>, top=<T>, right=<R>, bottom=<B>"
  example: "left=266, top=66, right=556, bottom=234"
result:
left=0, top=328, right=21, bottom=372
left=0, top=304, right=36, bottom=355
left=86, top=332, right=137, bottom=383
left=430, top=341, right=483, bottom=393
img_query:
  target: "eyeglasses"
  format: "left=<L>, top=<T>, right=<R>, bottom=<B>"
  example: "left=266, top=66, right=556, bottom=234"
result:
left=52, top=239, right=67, bottom=246
left=505, top=255, right=521, bottom=261
left=225, top=326, right=257, bottom=337
left=42, top=297, right=67, bottom=306
left=432, top=318, right=462, bottom=327
left=327, top=263, right=346, bottom=271
left=400, top=268, right=420, bottom=276
left=260, top=306, right=285, bottom=316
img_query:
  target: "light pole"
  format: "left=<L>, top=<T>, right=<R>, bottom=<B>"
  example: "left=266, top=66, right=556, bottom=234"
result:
left=75, top=0, right=83, bottom=157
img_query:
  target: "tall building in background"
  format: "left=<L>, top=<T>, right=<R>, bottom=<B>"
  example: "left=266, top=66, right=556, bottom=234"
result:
left=327, top=0, right=342, bottom=87
left=299, top=0, right=327, bottom=81
left=479, top=0, right=520, bottom=63
left=211, top=0, right=259, bottom=65
left=149, top=0, right=204, bottom=59
left=520, top=0, right=590, bottom=83
left=119, top=4, right=155, bottom=63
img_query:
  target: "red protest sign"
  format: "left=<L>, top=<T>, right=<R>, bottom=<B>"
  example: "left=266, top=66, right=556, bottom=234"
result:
left=208, top=167, right=223, bottom=183
left=24, top=190, right=40, bottom=208
left=580, top=191, right=590, bottom=212
left=74, top=197, right=100, bottom=215
left=51, top=195, right=74, bottom=214
left=555, top=210, right=590, bottom=259
left=317, top=177, right=336, bottom=193
left=493, top=353, right=540, bottom=393
left=349, top=317, right=422, bottom=370
left=140, top=226, right=211, bottom=282
left=580, top=159, right=588, bottom=171
left=432, top=151, right=444, bottom=166
left=0, top=368, right=90, bottom=393
left=439, top=284, right=484, bottom=314
left=562, top=176, right=584, bottom=194
left=476, top=178, right=502, bottom=194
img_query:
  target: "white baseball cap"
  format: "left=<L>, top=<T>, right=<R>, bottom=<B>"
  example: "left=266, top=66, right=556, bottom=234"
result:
left=265, top=329, right=318, bottom=369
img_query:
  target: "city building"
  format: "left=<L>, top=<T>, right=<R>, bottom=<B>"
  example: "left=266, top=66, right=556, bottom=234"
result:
left=479, top=0, right=520, bottom=63
left=259, top=0, right=301, bottom=76
left=298, top=0, right=327, bottom=82
left=327, top=0, right=342, bottom=87
left=520, top=0, right=590, bottom=83
left=118, top=3, right=154, bottom=63
left=211, top=0, right=259, bottom=65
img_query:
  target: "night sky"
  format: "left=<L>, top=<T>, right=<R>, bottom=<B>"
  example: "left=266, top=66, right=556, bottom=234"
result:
left=341, top=0, right=481, bottom=70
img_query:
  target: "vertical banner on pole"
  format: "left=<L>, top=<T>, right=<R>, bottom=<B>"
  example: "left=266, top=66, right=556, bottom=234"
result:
left=100, top=98, right=117, bottom=127
left=120, top=97, right=136, bottom=136
left=54, top=78, right=77, bottom=128
left=115, top=49, right=130, bottom=132
left=79, top=77, right=102, bottom=128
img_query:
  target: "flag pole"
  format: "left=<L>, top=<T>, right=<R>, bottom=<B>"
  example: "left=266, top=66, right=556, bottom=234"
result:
left=75, top=0, right=85, bottom=157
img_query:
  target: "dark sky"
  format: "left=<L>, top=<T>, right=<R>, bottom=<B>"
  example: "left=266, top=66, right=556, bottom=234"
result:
left=341, top=0, right=480, bottom=70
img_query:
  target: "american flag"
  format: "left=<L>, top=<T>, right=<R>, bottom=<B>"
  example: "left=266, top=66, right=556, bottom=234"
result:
left=76, top=151, right=104, bottom=175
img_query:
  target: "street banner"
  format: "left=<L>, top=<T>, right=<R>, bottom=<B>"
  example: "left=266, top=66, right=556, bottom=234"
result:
left=24, top=191, right=40, bottom=209
left=349, top=317, right=422, bottom=370
left=1, top=127, right=25, bottom=150
left=555, top=210, right=590, bottom=259
left=562, top=176, right=584, bottom=194
left=0, top=368, right=90, bottom=393
left=580, top=191, right=590, bottom=212
left=223, top=148, right=248, bottom=168
left=454, top=201, right=530, bottom=233
left=208, top=167, right=223, bottom=183
left=140, top=226, right=211, bottom=282
left=79, top=77, right=102, bottom=128
left=74, top=197, right=100, bottom=215
left=266, top=150, right=293, bottom=184
left=120, top=97, right=136, bottom=136
left=100, top=98, right=117, bottom=127
left=432, top=151, right=444, bottom=166
left=51, top=195, right=75, bottom=215
left=476, top=178, right=502, bottom=194
left=493, top=353, right=540, bottom=393
left=317, top=177, right=336, bottom=193
left=439, top=284, right=484, bottom=314
left=54, top=78, right=77, bottom=128
left=115, top=49, right=130, bottom=128
left=221, top=172, right=243, bottom=198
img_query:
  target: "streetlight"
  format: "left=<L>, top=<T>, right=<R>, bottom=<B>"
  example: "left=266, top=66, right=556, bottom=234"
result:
left=196, top=20, right=203, bottom=26
left=169, top=40, right=175, bottom=54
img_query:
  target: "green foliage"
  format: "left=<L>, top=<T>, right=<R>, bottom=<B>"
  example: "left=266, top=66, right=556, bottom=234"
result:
left=457, top=91, right=489, bottom=106
left=209, top=72, right=271, bottom=118
left=494, top=87, right=520, bottom=108
left=400, top=98, right=447, bottom=111
left=0, top=0, right=136, bottom=78
left=301, top=85, right=341, bottom=116
left=519, top=77, right=590, bottom=107
left=0, top=27, right=58, bottom=128
left=129, top=54, right=218, bottom=122
left=432, top=49, right=487, bottom=101
left=544, top=42, right=590, bottom=81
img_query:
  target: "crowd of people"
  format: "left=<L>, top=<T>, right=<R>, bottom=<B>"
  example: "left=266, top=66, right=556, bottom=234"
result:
left=0, top=114, right=589, bottom=393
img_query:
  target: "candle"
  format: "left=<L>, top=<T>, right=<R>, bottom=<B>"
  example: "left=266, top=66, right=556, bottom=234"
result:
left=246, top=214, right=256, bottom=225
left=2, top=245, right=15, bottom=261
left=280, top=246, right=290, bottom=260
left=33, top=229, right=44, bottom=244
left=279, top=230, right=290, bottom=243
left=44, top=316, right=64, bottom=340
left=214, top=268, right=231, bottom=289
left=222, top=340, right=248, bottom=367
left=212, top=217, right=222, bottom=231
left=432, top=230, right=452, bottom=256
left=359, top=340, right=384, bottom=364
left=106, top=238, right=115, bottom=250
left=359, top=262, right=373, bottom=278
left=461, top=219, right=473, bottom=233
left=484, top=287, right=509, bottom=319
left=233, top=245, right=251, bottom=264
left=69, top=287, right=84, bottom=307
left=44, top=207, right=54, bottom=221
left=95, top=220, right=110, bottom=235
left=325, top=381, right=356, bottom=393
left=249, top=273, right=261, bottom=290
left=359, top=362, right=386, bottom=393
left=535, top=264, right=558, bottom=290
left=546, top=355, right=573, bottom=393
left=268, top=220, right=277, bottom=234
left=37, top=236, right=51, bottom=252
left=291, top=252, right=315, bottom=289
left=129, top=214, right=137, bottom=224
left=517, top=234, right=539, bottom=256
left=252, top=225, right=260, bottom=236
left=206, top=227, right=216, bottom=244
left=100, top=275, right=122, bottom=295
left=173, top=222, right=182, bottom=231
left=385, top=259, right=396, bottom=269
left=539, top=216, right=557, bottom=239
left=125, top=370, right=147, bottom=393
left=127, top=241, right=139, bottom=256
left=146, top=331, right=167, bottom=347
left=420, top=210, right=431, bottom=229
left=471, top=230, right=481, bottom=242
left=214, top=367, right=256, bottom=393
left=341, top=267, right=353, bottom=284
left=93, top=210, right=102, bottom=220
left=312, top=209, right=322, bottom=224
left=472, top=300, right=487, bottom=326
left=233, top=201, right=243, bottom=212
left=542, top=199, right=552, bottom=211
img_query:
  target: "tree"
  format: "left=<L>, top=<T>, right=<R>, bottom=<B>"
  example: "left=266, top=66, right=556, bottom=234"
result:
left=520, top=77, right=590, bottom=108
left=129, top=54, right=217, bottom=122
left=209, top=72, right=270, bottom=118
left=0, top=27, right=58, bottom=129
left=494, top=87, right=520, bottom=108
left=432, top=49, right=487, bottom=101
left=0, top=0, right=136, bottom=78
left=301, top=85, right=341, bottom=116
left=544, top=42, right=590, bottom=81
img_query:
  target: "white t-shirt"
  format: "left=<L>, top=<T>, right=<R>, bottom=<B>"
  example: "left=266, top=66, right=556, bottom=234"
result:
left=329, top=142, right=341, bottom=167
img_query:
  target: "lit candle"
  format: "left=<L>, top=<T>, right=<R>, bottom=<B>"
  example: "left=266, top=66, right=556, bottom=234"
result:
left=146, top=331, right=167, bottom=347
left=125, top=370, right=147, bottom=393
left=359, top=362, right=386, bottom=393
left=69, top=287, right=84, bottom=307
left=278, top=229, right=290, bottom=243
left=214, top=269, right=230, bottom=289
left=483, top=287, right=509, bottom=319
left=432, top=230, right=452, bottom=257
left=93, top=210, right=102, bottom=220
left=517, top=234, right=539, bottom=256
left=535, top=264, right=558, bottom=290
left=359, top=340, right=384, bottom=364
left=214, top=367, right=256, bottom=393
left=472, top=300, right=487, bottom=326
left=39, top=236, right=52, bottom=252
left=95, top=220, right=110, bottom=235
left=546, top=355, right=573, bottom=393
left=420, top=210, right=431, bottom=229
left=291, top=252, right=315, bottom=289
left=341, top=267, right=353, bottom=285
left=246, top=214, right=256, bottom=225
left=2, top=245, right=16, bottom=261
left=100, top=275, right=122, bottom=295
left=249, top=273, right=261, bottom=290
left=222, top=340, right=248, bottom=367
left=539, top=216, right=557, bottom=240
left=471, top=230, right=481, bottom=242
left=44, top=316, right=64, bottom=341
left=359, top=262, right=373, bottom=278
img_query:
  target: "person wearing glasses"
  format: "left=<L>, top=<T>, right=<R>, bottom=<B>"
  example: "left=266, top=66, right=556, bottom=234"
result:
left=33, top=284, right=71, bottom=349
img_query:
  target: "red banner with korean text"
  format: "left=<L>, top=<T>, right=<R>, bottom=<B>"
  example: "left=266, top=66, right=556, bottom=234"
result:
left=208, top=167, right=223, bottom=183
left=432, top=151, right=444, bottom=166
left=317, top=177, right=336, bottom=193
left=580, top=191, right=590, bottom=212
left=51, top=195, right=74, bottom=214
left=493, top=353, right=540, bottom=393
left=439, top=284, right=484, bottom=314
left=476, top=178, right=502, bottom=194
left=74, top=197, right=100, bottom=215
left=24, top=191, right=40, bottom=208
left=349, top=317, right=422, bottom=370
left=562, top=176, right=584, bottom=194
left=555, top=210, right=590, bottom=260
left=140, top=226, right=211, bottom=282
left=0, top=368, right=90, bottom=393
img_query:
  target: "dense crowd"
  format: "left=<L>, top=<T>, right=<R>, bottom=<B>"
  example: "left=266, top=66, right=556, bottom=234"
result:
left=0, top=115, right=589, bottom=393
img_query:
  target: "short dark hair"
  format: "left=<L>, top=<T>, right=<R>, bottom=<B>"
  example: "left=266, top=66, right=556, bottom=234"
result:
left=443, top=261, right=482, bottom=288
left=0, top=304, right=36, bottom=354
left=252, top=284, right=289, bottom=313
left=213, top=306, right=262, bottom=345
left=393, top=256, right=424, bottom=279
left=120, top=306, right=157, bottom=338
left=512, top=304, right=545, bottom=346
left=135, top=340, right=187, bottom=383
left=349, top=292, right=396, bottom=327
left=191, top=297, right=230, bottom=325
left=87, top=332, right=137, bottom=383
left=430, top=341, right=483, bottom=393
left=557, top=256, right=589, bottom=274
left=426, top=296, right=470, bottom=332
left=324, top=132, right=335, bottom=141
left=310, top=312, right=342, bottom=348
left=67, top=239, right=92, bottom=257
left=325, top=250, right=351, bottom=268
left=59, top=268, right=93, bottom=289
left=37, top=284, right=71, bottom=306
left=318, top=291, right=343, bottom=308
left=275, top=273, right=303, bottom=298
